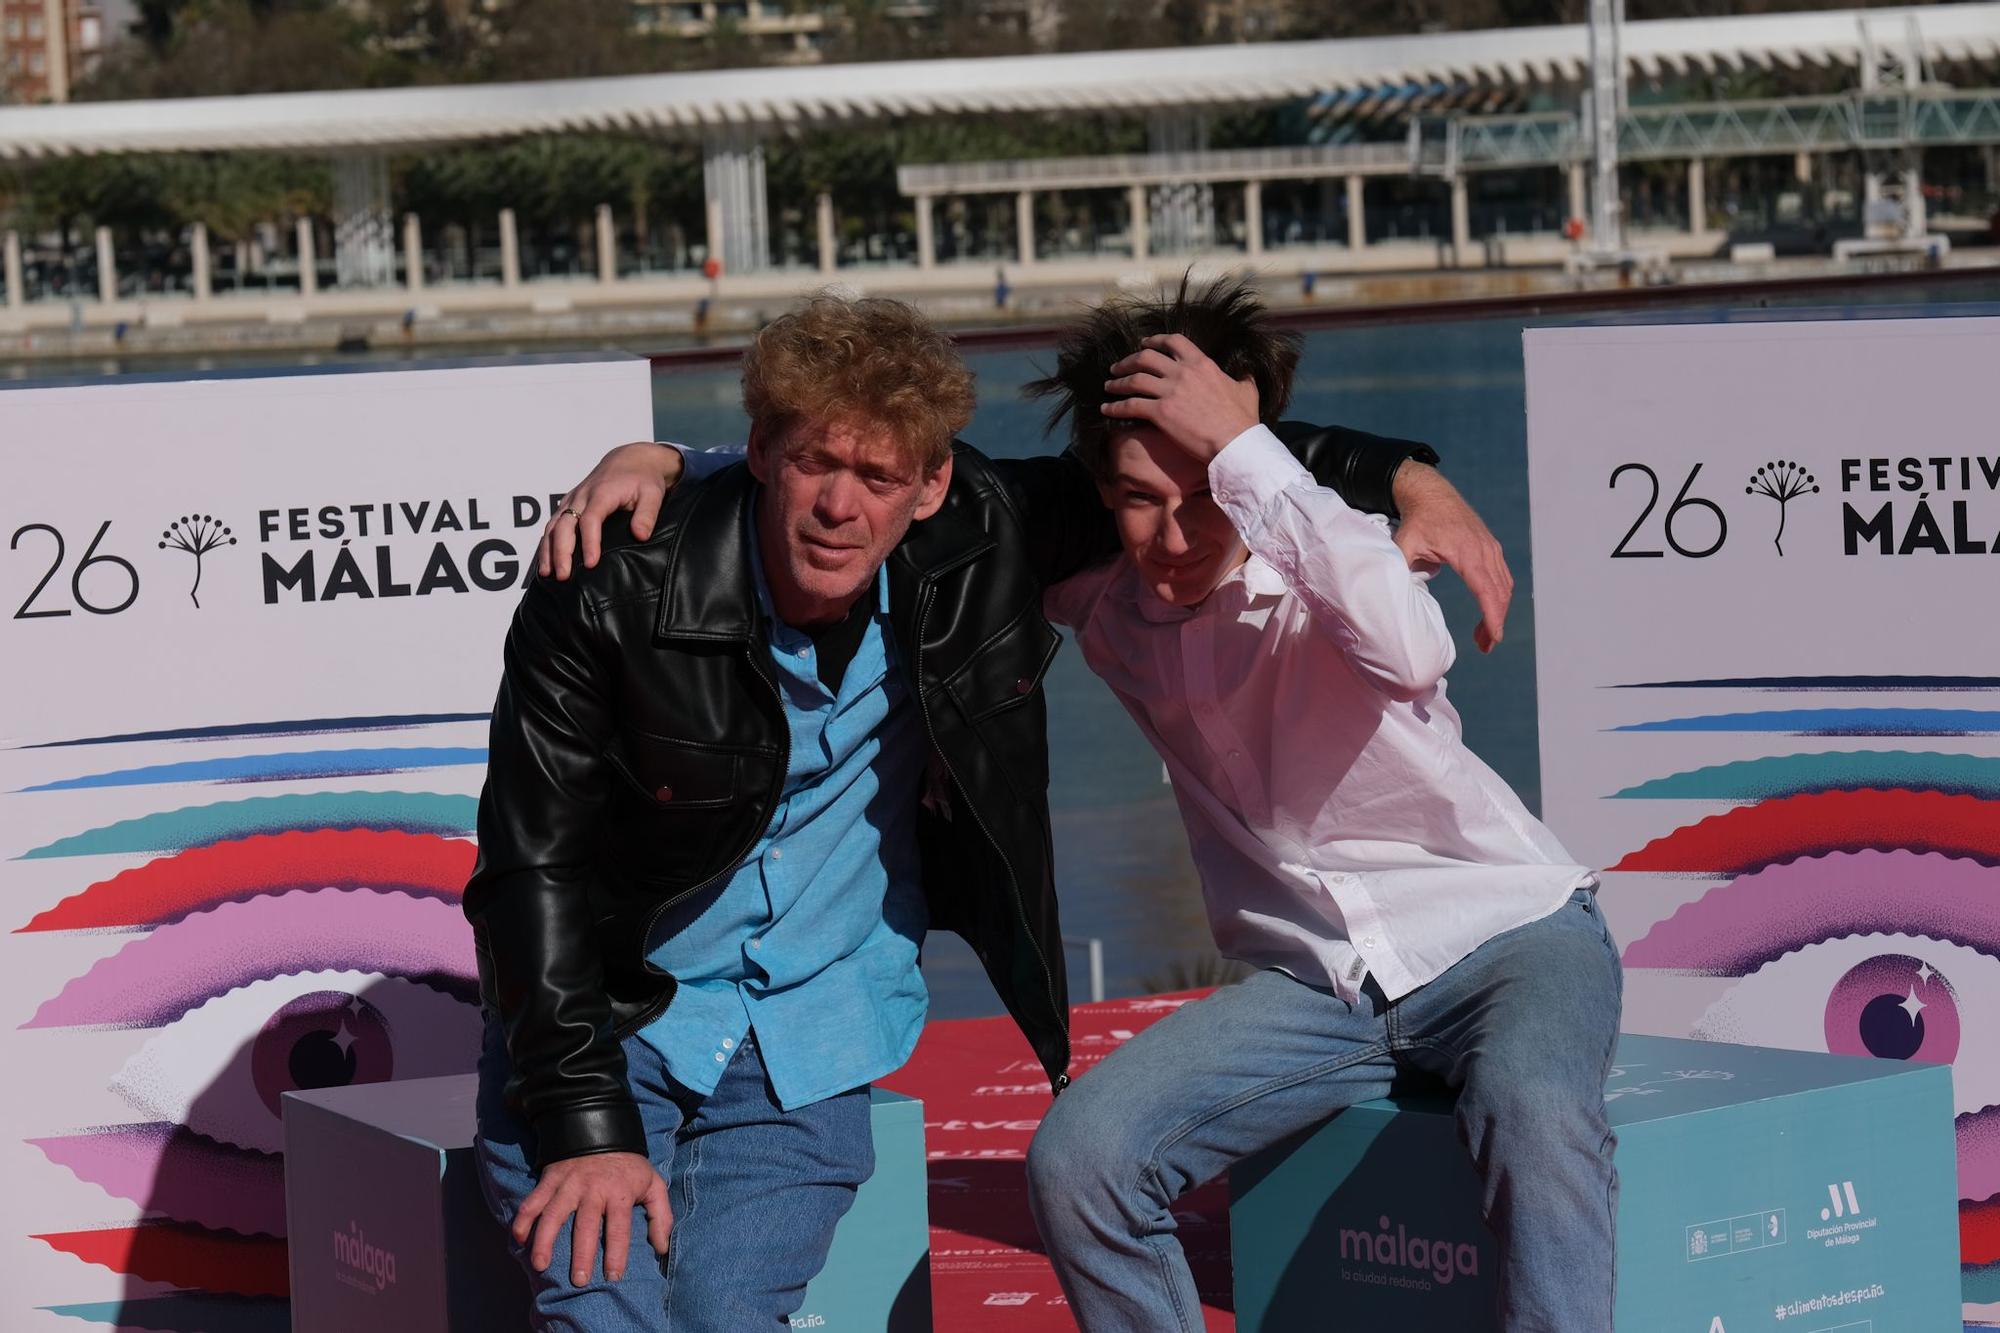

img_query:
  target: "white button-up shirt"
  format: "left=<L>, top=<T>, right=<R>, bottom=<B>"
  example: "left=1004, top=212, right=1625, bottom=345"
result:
left=1044, top=424, right=1592, bottom=1003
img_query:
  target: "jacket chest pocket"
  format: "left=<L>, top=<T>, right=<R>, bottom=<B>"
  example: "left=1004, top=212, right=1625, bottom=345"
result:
left=942, top=606, right=1061, bottom=725
left=601, top=734, right=762, bottom=886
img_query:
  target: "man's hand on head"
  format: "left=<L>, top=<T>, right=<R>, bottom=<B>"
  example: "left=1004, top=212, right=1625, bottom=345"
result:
left=1391, top=462, right=1514, bottom=654
left=512, top=1149, right=671, bottom=1287
left=1100, top=333, right=1260, bottom=463
left=538, top=442, right=686, bottom=581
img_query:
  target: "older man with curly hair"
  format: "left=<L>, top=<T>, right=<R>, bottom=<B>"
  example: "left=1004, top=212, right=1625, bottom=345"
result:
left=470, top=291, right=1494, bottom=1331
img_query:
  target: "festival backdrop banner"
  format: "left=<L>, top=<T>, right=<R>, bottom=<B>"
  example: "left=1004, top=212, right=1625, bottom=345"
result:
left=1526, top=315, right=2000, bottom=1327
left=0, top=354, right=655, bottom=1332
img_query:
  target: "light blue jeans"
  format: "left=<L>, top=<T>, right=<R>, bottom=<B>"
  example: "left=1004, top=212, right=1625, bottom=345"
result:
left=474, top=1022, right=874, bottom=1332
left=1027, top=888, right=1624, bottom=1332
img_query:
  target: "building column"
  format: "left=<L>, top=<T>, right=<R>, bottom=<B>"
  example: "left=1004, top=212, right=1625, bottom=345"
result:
left=332, top=153, right=396, bottom=288
left=1687, top=157, right=1707, bottom=234
left=41, top=0, right=69, bottom=103
left=913, top=195, right=935, bottom=270
left=191, top=222, right=211, bottom=300
left=1015, top=190, right=1035, bottom=266
left=1243, top=180, right=1263, bottom=256
left=1346, top=175, right=1366, bottom=250
left=1568, top=162, right=1587, bottom=225
left=4, top=231, right=22, bottom=309
left=1450, top=175, right=1470, bottom=257
left=595, top=204, right=616, bottom=284
left=402, top=213, right=423, bottom=293
left=95, top=226, right=116, bottom=303
left=1128, top=183, right=1149, bottom=260
left=499, top=208, right=521, bottom=288
left=1904, top=154, right=1927, bottom=236
left=1794, top=151, right=1813, bottom=185
left=295, top=218, right=318, bottom=296
left=816, top=192, right=837, bottom=275
left=702, top=128, right=769, bottom=276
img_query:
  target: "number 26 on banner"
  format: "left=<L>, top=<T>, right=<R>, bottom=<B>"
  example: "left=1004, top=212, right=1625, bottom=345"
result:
left=1609, top=463, right=1728, bottom=559
left=11, top=522, right=141, bottom=618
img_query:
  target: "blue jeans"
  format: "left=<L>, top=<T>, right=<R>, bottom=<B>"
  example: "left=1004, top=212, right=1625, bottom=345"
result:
left=1027, top=889, right=1624, bottom=1332
left=475, top=1022, right=874, bottom=1332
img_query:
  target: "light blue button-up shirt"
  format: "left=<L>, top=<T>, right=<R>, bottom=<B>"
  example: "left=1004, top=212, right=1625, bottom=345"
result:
left=637, top=513, right=930, bottom=1110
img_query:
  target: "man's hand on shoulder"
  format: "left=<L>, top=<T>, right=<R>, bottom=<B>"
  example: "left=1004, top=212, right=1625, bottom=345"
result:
left=1101, top=334, right=1260, bottom=462
left=538, top=442, right=685, bottom=581
left=513, top=1149, right=671, bottom=1286
left=1391, top=462, right=1514, bottom=654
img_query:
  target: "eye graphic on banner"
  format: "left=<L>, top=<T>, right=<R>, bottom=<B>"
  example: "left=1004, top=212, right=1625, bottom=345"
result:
left=12, top=718, right=485, bottom=1330
left=1603, top=711, right=2000, bottom=1292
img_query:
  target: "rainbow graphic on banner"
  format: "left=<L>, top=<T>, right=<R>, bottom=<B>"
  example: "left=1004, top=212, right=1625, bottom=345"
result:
left=1605, top=680, right=2000, bottom=1317
left=12, top=715, right=487, bottom=1331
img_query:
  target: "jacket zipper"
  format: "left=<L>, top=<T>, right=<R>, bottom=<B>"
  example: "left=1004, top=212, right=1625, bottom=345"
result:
left=618, top=641, right=791, bottom=1037
left=912, top=583, right=1071, bottom=1090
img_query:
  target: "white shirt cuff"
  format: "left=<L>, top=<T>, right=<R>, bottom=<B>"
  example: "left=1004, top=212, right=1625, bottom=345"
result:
left=1209, top=423, right=1317, bottom=519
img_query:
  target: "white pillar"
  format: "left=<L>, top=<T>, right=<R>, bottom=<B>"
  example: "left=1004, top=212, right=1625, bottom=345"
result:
left=1346, top=175, right=1366, bottom=250
left=332, top=153, right=395, bottom=288
left=3, top=231, right=21, bottom=309
left=1243, top=181, right=1263, bottom=256
left=1794, top=151, right=1813, bottom=185
left=816, top=192, right=836, bottom=275
left=703, top=197, right=724, bottom=274
left=1904, top=156, right=1927, bottom=236
left=702, top=128, right=769, bottom=276
left=1015, top=190, right=1035, bottom=266
left=1568, top=162, right=1587, bottom=226
left=402, top=213, right=422, bottom=293
left=1687, top=158, right=1706, bottom=234
left=1128, top=184, right=1149, bottom=260
left=95, top=226, right=116, bottom=302
left=295, top=217, right=317, bottom=296
left=913, top=195, right=935, bottom=270
left=499, top=208, right=521, bottom=288
left=595, top=204, right=616, bottom=284
left=191, top=222, right=211, bottom=300
left=1450, top=175, right=1470, bottom=257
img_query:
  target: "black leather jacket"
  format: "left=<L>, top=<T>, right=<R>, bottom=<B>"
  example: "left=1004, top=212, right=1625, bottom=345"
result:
left=466, top=423, right=1437, bottom=1168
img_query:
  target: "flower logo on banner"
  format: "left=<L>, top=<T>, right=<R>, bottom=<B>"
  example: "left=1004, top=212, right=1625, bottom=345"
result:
left=14, top=714, right=488, bottom=1332
left=1604, top=687, right=2000, bottom=1311
left=1742, top=462, right=1820, bottom=557
left=157, top=514, right=237, bottom=609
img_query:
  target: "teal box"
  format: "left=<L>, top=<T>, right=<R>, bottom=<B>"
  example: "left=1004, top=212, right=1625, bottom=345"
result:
left=1231, top=1034, right=1960, bottom=1331
left=285, top=1077, right=931, bottom=1332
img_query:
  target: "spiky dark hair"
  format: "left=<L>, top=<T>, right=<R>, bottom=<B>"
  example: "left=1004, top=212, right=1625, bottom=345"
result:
left=1024, top=274, right=1302, bottom=476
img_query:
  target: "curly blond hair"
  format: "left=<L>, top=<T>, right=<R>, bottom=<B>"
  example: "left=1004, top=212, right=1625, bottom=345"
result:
left=741, top=293, right=975, bottom=472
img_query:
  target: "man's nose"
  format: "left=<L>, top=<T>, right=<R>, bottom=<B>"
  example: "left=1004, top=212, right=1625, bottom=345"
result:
left=814, top=472, right=865, bottom=525
left=1157, top=504, right=1194, bottom=555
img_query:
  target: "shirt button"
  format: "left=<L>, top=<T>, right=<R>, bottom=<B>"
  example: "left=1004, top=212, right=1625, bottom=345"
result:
left=769, top=847, right=783, bottom=860
left=1229, top=749, right=1242, bottom=760
left=1014, top=677, right=1033, bottom=695
left=750, top=938, right=763, bottom=950
left=797, top=647, right=809, bottom=659
left=653, top=785, right=673, bottom=802
left=1361, top=936, right=1377, bottom=948
left=714, top=1051, right=726, bottom=1063
left=722, top=1038, right=735, bottom=1050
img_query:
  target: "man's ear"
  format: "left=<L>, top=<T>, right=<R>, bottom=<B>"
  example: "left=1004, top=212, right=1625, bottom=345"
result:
left=912, top=454, right=954, bottom=522
left=746, top=422, right=774, bottom=485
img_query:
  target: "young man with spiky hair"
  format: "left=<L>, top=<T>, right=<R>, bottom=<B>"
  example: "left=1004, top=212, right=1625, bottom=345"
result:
left=1020, top=280, right=1622, bottom=1332
left=472, top=291, right=1488, bottom=1331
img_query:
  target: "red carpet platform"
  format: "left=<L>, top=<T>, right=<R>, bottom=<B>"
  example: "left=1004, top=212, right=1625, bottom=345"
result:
left=877, top=991, right=1233, bottom=1332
